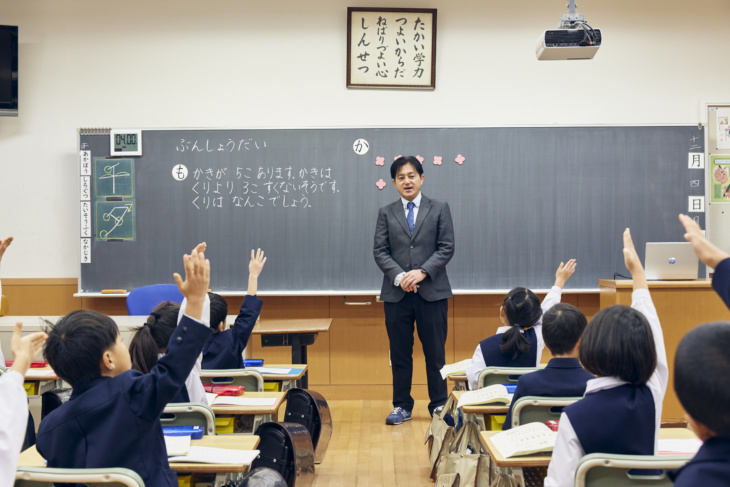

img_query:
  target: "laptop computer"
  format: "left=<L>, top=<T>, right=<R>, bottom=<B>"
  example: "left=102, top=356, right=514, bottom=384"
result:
left=644, top=242, right=699, bottom=280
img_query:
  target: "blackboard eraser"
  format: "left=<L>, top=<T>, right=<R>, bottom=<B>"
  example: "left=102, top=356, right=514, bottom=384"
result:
left=101, top=289, right=127, bottom=294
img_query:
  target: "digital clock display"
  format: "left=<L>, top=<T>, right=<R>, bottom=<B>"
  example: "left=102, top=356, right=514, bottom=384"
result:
left=110, top=129, right=142, bottom=156
left=114, top=133, right=138, bottom=152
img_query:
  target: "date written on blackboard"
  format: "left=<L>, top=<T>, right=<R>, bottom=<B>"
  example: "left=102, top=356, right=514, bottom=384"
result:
left=176, top=137, right=268, bottom=153
left=188, top=165, right=338, bottom=210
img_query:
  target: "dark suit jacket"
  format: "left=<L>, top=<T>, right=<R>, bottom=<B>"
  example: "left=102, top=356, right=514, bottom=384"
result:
left=36, top=315, right=213, bottom=487
left=202, top=295, right=263, bottom=370
left=374, top=194, right=455, bottom=303
left=503, top=357, right=593, bottom=429
left=668, top=436, right=730, bottom=487
left=712, top=257, right=730, bottom=309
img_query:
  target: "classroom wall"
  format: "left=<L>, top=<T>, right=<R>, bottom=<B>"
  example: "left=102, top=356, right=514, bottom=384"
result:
left=1, top=0, right=729, bottom=278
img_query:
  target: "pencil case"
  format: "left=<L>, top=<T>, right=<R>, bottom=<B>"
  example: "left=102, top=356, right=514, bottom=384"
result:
left=244, top=359, right=264, bottom=367
left=203, top=384, right=245, bottom=396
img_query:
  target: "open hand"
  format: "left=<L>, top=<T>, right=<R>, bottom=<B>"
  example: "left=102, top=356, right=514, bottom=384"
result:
left=10, top=322, right=47, bottom=376
left=249, top=249, right=267, bottom=278
left=0, top=236, right=13, bottom=263
left=679, top=214, right=729, bottom=268
left=173, top=243, right=210, bottom=303
left=554, top=259, right=577, bottom=287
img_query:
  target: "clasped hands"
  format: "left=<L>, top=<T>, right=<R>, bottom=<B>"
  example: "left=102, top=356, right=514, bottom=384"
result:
left=400, top=269, right=427, bottom=293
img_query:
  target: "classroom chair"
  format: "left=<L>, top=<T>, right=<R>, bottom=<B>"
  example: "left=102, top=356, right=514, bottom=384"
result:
left=161, top=402, right=216, bottom=435
left=574, top=453, right=692, bottom=487
left=509, top=396, right=582, bottom=429
left=477, top=366, right=542, bottom=388
left=125, top=284, right=184, bottom=315
left=200, top=369, right=265, bottom=392
left=15, top=467, right=144, bottom=487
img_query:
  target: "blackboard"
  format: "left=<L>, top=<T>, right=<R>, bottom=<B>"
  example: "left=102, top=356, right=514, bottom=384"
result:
left=78, top=126, right=705, bottom=294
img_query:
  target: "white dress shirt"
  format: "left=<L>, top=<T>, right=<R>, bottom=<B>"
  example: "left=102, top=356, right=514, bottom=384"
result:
left=176, top=295, right=211, bottom=405
left=543, top=288, right=667, bottom=487
left=0, top=371, right=29, bottom=487
left=394, top=193, right=422, bottom=286
left=464, top=286, right=562, bottom=391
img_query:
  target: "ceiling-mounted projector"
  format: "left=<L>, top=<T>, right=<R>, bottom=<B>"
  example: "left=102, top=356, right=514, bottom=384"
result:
left=536, top=1, right=601, bottom=60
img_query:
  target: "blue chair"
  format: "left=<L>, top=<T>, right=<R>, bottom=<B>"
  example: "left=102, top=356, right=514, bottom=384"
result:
left=126, top=284, right=184, bottom=315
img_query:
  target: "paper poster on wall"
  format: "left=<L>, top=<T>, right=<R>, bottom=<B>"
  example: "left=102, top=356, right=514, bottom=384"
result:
left=717, top=108, right=730, bottom=149
left=711, top=155, right=730, bottom=203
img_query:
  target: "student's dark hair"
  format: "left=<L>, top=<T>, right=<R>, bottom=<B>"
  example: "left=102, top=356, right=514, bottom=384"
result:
left=500, top=287, right=543, bottom=359
left=542, top=303, right=588, bottom=356
left=209, top=292, right=228, bottom=330
left=128, top=301, right=180, bottom=374
left=43, top=310, right=119, bottom=388
left=674, top=322, right=730, bottom=437
left=579, top=304, right=656, bottom=385
left=390, top=156, right=424, bottom=180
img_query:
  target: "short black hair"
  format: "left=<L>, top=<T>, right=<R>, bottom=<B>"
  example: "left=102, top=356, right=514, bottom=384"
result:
left=500, top=287, right=543, bottom=359
left=579, top=304, right=656, bottom=385
left=390, top=156, right=424, bottom=180
left=43, top=310, right=119, bottom=388
left=542, top=303, right=588, bottom=356
left=209, top=292, right=228, bottom=330
left=128, top=301, right=180, bottom=374
left=675, top=322, right=730, bottom=437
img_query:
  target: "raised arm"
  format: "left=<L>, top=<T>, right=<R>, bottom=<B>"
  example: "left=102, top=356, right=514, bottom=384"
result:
left=541, top=259, right=576, bottom=313
left=623, top=228, right=667, bottom=395
left=679, top=214, right=730, bottom=309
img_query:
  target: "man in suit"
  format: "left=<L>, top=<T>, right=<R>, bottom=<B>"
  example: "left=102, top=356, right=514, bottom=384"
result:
left=374, top=156, right=455, bottom=424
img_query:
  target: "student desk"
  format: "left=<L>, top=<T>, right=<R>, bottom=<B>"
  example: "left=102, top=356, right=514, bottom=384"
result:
left=243, top=364, right=307, bottom=392
left=251, top=318, right=332, bottom=388
left=448, top=374, right=468, bottom=392
left=598, top=279, right=730, bottom=420
left=21, top=366, right=63, bottom=398
left=451, top=390, right=509, bottom=431
left=479, top=427, right=697, bottom=486
left=210, top=391, right=287, bottom=429
left=17, top=434, right=260, bottom=487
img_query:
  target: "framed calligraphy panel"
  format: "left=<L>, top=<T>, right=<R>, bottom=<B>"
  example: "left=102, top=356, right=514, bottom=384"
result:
left=347, top=7, right=437, bottom=89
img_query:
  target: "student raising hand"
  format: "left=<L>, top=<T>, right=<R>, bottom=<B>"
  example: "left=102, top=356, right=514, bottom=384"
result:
left=249, top=248, right=267, bottom=278
left=10, top=322, right=47, bottom=377
left=173, top=243, right=210, bottom=321
left=679, top=214, right=730, bottom=268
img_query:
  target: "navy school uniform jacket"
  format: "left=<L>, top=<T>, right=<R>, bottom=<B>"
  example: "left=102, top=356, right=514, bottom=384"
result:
left=36, top=314, right=213, bottom=487
left=202, top=295, right=262, bottom=370
left=712, top=257, right=730, bottom=310
left=668, top=436, right=730, bottom=487
left=502, top=357, right=593, bottom=430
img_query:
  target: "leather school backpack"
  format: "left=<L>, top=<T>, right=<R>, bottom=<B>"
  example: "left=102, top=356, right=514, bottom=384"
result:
left=251, top=422, right=315, bottom=487
left=283, top=388, right=332, bottom=464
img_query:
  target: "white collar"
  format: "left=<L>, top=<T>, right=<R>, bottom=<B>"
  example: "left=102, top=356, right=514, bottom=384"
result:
left=584, top=376, right=629, bottom=395
left=401, top=192, right=422, bottom=209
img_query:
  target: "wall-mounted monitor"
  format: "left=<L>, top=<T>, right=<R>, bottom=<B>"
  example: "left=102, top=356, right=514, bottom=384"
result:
left=0, top=25, right=18, bottom=117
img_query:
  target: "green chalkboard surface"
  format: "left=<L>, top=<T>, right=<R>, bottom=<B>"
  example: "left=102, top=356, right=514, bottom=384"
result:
left=78, top=126, right=705, bottom=294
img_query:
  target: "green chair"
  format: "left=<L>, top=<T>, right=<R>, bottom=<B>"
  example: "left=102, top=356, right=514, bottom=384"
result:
left=509, top=395, right=582, bottom=428
left=477, top=366, right=541, bottom=388
left=161, top=402, right=216, bottom=435
left=574, top=453, right=692, bottom=487
left=15, top=467, right=144, bottom=487
left=200, top=369, right=265, bottom=392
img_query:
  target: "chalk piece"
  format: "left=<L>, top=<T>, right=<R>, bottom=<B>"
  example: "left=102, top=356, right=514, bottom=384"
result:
left=101, top=289, right=127, bottom=294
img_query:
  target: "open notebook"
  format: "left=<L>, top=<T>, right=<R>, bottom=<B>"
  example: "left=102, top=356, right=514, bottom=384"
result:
left=489, top=423, right=557, bottom=458
left=457, top=384, right=512, bottom=408
left=440, top=359, right=472, bottom=379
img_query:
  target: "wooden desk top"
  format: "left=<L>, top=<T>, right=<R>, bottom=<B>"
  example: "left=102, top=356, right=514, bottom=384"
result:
left=251, top=318, right=332, bottom=334
left=18, top=435, right=260, bottom=472
left=210, top=391, right=286, bottom=415
left=447, top=374, right=467, bottom=382
left=480, top=428, right=698, bottom=468
left=23, top=366, right=59, bottom=381
left=245, top=364, right=307, bottom=380
left=598, top=279, right=713, bottom=290
left=451, top=390, right=510, bottom=414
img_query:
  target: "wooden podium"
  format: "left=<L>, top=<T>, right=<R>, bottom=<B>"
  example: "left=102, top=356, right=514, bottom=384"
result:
left=598, top=279, right=730, bottom=420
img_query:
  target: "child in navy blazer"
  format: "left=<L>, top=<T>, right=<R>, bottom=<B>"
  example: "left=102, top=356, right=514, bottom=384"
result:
left=36, top=243, right=213, bottom=487
left=465, top=260, right=577, bottom=391
left=544, top=229, right=668, bottom=487
left=0, top=322, right=46, bottom=487
left=502, top=303, right=593, bottom=429
left=670, top=214, right=730, bottom=486
left=202, top=249, right=266, bottom=370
